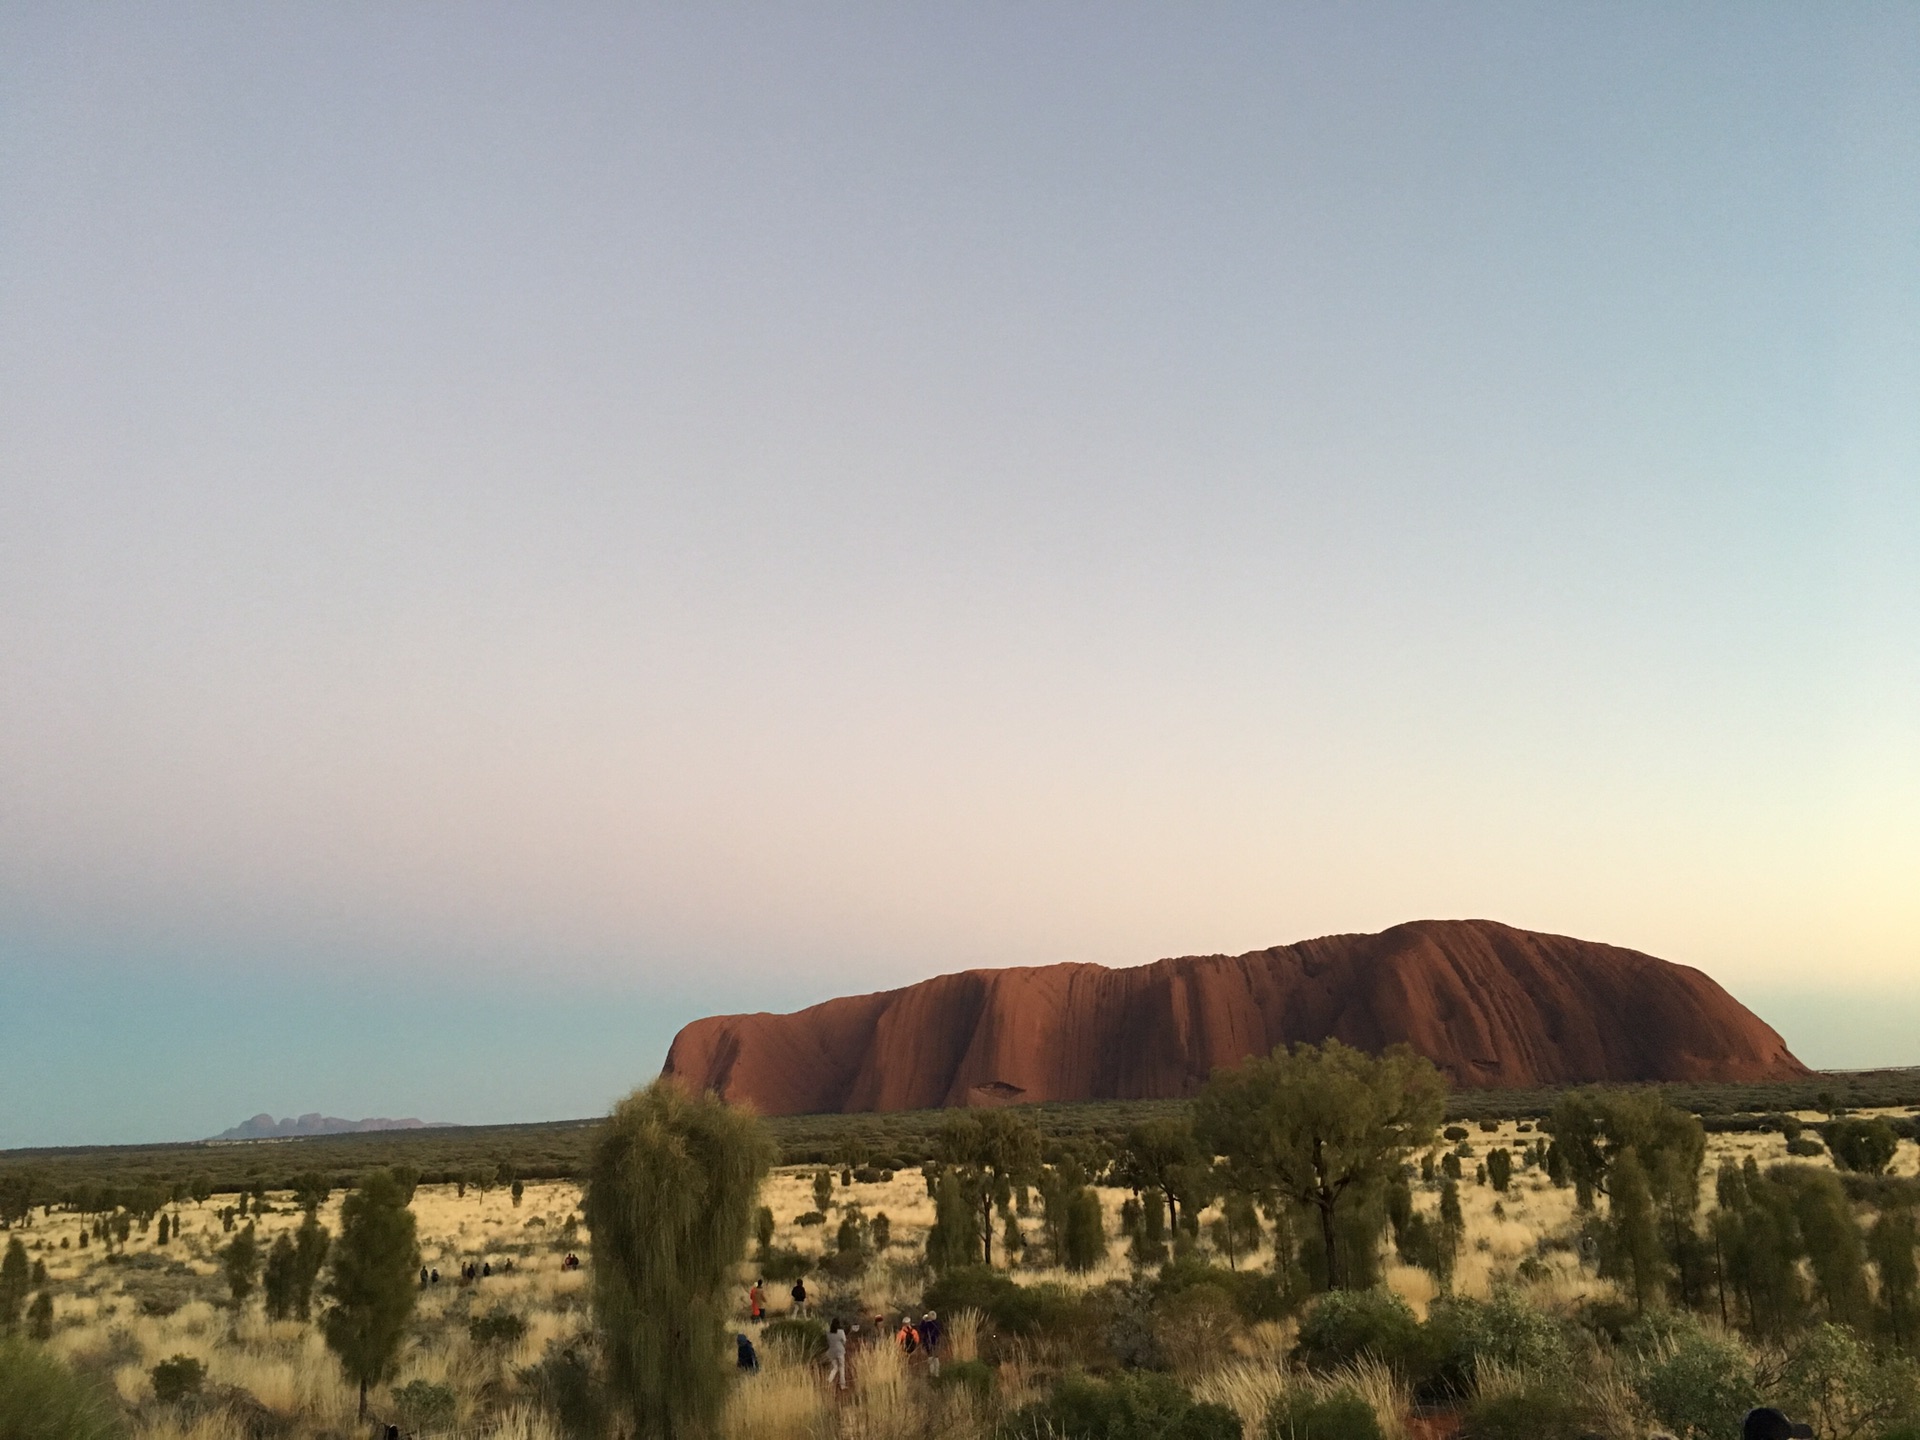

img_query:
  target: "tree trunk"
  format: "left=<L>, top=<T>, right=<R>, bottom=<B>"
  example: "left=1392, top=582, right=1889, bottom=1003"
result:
left=1318, top=1195, right=1340, bottom=1289
left=358, top=1377, right=367, bottom=1420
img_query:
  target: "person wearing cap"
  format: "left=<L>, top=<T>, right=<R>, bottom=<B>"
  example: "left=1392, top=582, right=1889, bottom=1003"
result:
left=1744, top=1407, right=1814, bottom=1439
left=919, top=1310, right=942, bottom=1376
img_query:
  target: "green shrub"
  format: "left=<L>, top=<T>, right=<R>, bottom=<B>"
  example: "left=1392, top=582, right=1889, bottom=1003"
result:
left=148, top=1354, right=205, bottom=1405
left=931, top=1357, right=994, bottom=1402
left=394, top=1378, right=457, bottom=1428
left=761, top=1316, right=827, bottom=1360
left=0, top=1337, right=124, bottom=1440
left=1265, top=1390, right=1381, bottom=1440
left=516, top=1343, right=608, bottom=1438
left=925, top=1266, right=1086, bottom=1341
left=1007, top=1370, right=1241, bottom=1440
left=1461, top=1386, right=1590, bottom=1440
left=758, top=1246, right=812, bottom=1282
left=795, top=1211, right=826, bottom=1227
left=468, top=1311, right=527, bottom=1346
left=1156, top=1257, right=1294, bottom=1324
left=1292, top=1288, right=1422, bottom=1375
left=1628, top=1316, right=1760, bottom=1440
left=1422, top=1290, right=1572, bottom=1401
left=1786, top=1136, right=1826, bottom=1158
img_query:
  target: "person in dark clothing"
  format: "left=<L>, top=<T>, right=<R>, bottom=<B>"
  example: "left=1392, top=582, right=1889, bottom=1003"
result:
left=1744, top=1409, right=1815, bottom=1439
left=790, top=1278, right=808, bottom=1316
left=919, top=1310, right=942, bottom=1376
left=735, top=1332, right=759, bottom=1371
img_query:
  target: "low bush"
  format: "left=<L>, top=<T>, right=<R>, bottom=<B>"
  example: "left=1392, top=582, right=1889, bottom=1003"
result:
left=795, top=1210, right=826, bottom=1227
left=1422, top=1290, right=1573, bottom=1401
left=761, top=1316, right=827, bottom=1360
left=924, top=1266, right=1086, bottom=1342
left=149, top=1353, right=206, bottom=1405
left=757, top=1246, right=812, bottom=1283
left=931, top=1357, right=994, bottom=1402
left=1786, top=1137, right=1827, bottom=1158
left=1462, top=1386, right=1590, bottom=1440
left=468, top=1310, right=527, bottom=1346
left=1007, top=1370, right=1242, bottom=1440
left=1156, top=1257, right=1295, bottom=1324
left=1292, top=1288, right=1422, bottom=1376
left=1627, top=1314, right=1760, bottom=1440
left=0, top=1337, right=124, bottom=1440
left=517, top=1342, right=608, bottom=1438
left=1265, top=1389, right=1381, bottom=1440
left=394, top=1379, right=458, bottom=1429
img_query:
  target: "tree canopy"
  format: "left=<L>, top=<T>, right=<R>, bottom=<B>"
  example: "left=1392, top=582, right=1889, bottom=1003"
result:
left=1194, top=1039, right=1446, bottom=1289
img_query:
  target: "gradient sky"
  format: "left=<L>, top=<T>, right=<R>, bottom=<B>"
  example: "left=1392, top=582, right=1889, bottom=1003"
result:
left=3, top=5, right=1917, bottom=1148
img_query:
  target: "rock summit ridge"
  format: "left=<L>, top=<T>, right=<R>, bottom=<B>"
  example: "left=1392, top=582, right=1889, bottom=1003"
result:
left=661, top=919, right=1806, bottom=1115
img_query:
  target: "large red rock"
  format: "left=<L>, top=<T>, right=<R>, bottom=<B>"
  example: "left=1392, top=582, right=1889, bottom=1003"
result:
left=661, top=919, right=1808, bottom=1114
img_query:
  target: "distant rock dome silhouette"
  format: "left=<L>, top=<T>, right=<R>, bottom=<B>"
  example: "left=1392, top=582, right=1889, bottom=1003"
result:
left=662, top=919, right=1807, bottom=1115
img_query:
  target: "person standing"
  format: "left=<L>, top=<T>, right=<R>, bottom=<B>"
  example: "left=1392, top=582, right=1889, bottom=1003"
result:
left=748, top=1279, right=765, bottom=1321
left=919, top=1310, right=942, bottom=1377
left=790, top=1277, right=807, bottom=1316
left=826, top=1318, right=848, bottom=1391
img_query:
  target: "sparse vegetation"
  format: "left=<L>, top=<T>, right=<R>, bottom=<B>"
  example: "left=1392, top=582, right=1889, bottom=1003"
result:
left=6, top=1075, right=1920, bottom=1438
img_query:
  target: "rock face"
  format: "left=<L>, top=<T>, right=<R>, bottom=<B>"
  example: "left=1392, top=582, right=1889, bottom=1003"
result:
left=662, top=920, right=1807, bottom=1115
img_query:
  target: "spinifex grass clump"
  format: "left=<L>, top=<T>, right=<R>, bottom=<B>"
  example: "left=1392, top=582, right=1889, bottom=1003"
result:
left=588, top=1078, right=775, bottom=1440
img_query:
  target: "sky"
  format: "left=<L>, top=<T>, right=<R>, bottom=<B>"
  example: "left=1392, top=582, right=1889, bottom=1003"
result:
left=2, top=4, right=1917, bottom=1149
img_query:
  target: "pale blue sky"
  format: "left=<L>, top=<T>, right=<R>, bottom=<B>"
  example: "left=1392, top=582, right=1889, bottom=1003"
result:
left=3, top=5, right=1916, bottom=1146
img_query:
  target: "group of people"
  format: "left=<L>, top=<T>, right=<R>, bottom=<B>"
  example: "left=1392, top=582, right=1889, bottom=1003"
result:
left=416, top=1258, right=518, bottom=1287
left=560, top=1252, right=582, bottom=1270
left=734, top=1289, right=943, bottom=1394
left=822, top=1310, right=942, bottom=1388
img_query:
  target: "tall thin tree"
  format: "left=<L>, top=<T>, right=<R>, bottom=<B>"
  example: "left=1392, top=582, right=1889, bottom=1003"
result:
left=588, top=1079, right=775, bottom=1440
left=322, top=1168, right=419, bottom=1419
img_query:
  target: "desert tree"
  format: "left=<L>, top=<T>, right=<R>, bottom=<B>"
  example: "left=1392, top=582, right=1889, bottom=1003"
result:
left=1063, top=1187, right=1109, bottom=1273
left=1604, top=1148, right=1664, bottom=1312
left=587, top=1078, right=774, bottom=1440
left=0, top=1238, right=26, bottom=1331
left=224, top=1224, right=259, bottom=1307
left=753, top=1205, right=775, bottom=1260
left=1195, top=1039, right=1445, bottom=1290
left=1789, top=1167, right=1871, bottom=1330
left=263, top=1234, right=299, bottom=1321
left=936, top=1110, right=1042, bottom=1267
left=811, top=1168, right=833, bottom=1214
left=1869, top=1207, right=1920, bottom=1350
left=1824, top=1118, right=1901, bottom=1176
left=26, top=1292, right=53, bottom=1341
left=1548, top=1089, right=1707, bottom=1303
left=1486, top=1148, right=1513, bottom=1192
left=293, top=1210, right=330, bottom=1320
left=1119, top=1119, right=1207, bottom=1234
left=926, top=1167, right=981, bottom=1273
left=322, top=1168, right=419, bottom=1419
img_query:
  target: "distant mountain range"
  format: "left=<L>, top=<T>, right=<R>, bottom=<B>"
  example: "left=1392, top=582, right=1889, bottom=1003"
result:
left=211, top=1113, right=451, bottom=1141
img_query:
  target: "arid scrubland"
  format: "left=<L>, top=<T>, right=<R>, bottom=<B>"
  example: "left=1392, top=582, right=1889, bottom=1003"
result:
left=8, top=1099, right=1920, bottom=1438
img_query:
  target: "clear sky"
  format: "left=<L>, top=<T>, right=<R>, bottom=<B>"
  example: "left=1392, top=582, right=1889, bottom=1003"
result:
left=3, top=5, right=1916, bottom=1149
